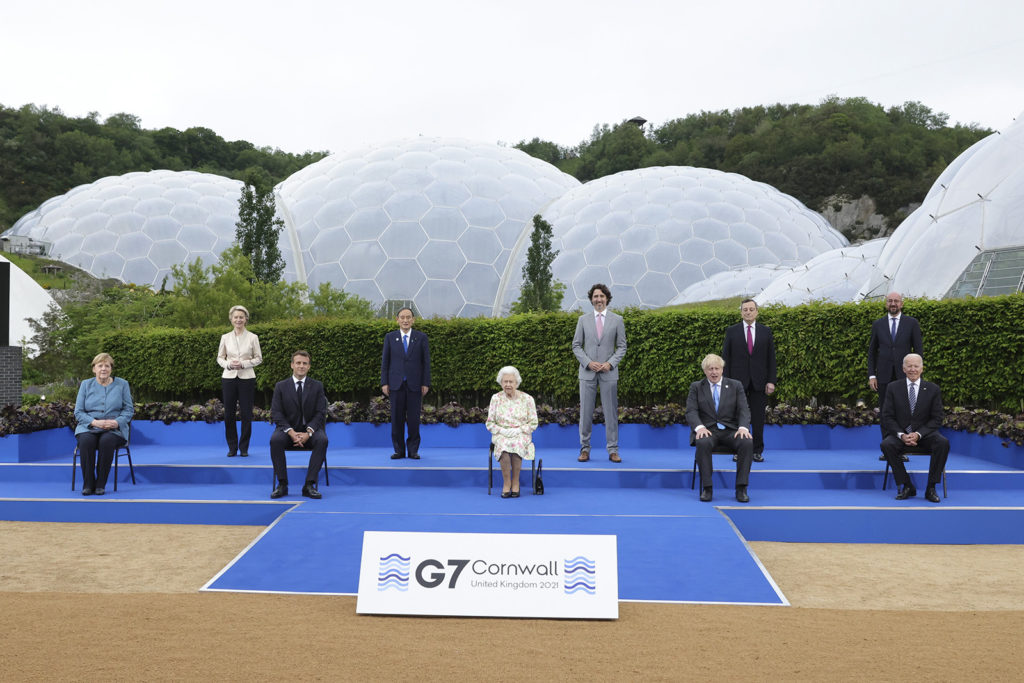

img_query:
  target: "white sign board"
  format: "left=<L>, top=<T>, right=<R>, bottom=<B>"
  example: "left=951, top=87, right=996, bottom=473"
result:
left=356, top=531, right=618, bottom=619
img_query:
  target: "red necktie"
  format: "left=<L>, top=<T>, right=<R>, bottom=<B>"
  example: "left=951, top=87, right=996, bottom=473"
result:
left=746, top=325, right=754, bottom=354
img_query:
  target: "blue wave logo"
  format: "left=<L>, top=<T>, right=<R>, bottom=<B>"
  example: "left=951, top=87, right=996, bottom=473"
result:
left=563, top=555, right=596, bottom=595
left=377, top=552, right=410, bottom=592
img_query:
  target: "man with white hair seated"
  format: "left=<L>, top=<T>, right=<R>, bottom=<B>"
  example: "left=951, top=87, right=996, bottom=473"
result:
left=880, top=354, right=949, bottom=504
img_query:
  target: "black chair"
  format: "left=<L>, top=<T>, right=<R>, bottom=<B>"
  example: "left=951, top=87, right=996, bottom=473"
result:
left=72, top=423, right=135, bottom=492
left=273, top=448, right=329, bottom=492
left=487, top=443, right=541, bottom=495
left=690, top=448, right=738, bottom=489
left=881, top=446, right=947, bottom=498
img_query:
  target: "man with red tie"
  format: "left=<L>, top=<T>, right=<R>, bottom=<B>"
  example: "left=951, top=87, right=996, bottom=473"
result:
left=722, top=299, right=776, bottom=462
left=868, top=292, right=923, bottom=442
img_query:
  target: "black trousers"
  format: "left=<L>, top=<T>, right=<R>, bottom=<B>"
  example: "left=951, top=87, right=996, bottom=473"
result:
left=744, top=386, right=768, bottom=454
left=222, top=377, right=255, bottom=454
left=390, top=381, right=422, bottom=457
left=76, top=431, right=125, bottom=489
left=694, top=428, right=753, bottom=489
left=270, top=429, right=328, bottom=486
left=881, top=432, right=950, bottom=488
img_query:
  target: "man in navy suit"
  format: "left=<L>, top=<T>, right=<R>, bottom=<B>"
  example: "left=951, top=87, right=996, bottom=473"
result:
left=880, top=354, right=948, bottom=503
left=269, top=350, right=328, bottom=500
left=868, top=292, right=923, bottom=440
left=685, top=353, right=754, bottom=503
left=722, top=299, right=776, bottom=462
left=381, top=307, right=431, bottom=460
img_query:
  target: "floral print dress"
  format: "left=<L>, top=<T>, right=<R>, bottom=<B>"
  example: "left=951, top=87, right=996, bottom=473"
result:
left=486, top=390, right=538, bottom=460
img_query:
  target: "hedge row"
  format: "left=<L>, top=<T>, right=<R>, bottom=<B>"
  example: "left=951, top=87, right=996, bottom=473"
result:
left=102, top=295, right=1024, bottom=412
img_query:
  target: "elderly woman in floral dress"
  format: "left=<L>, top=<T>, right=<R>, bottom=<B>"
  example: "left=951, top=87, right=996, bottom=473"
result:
left=485, top=366, right=539, bottom=498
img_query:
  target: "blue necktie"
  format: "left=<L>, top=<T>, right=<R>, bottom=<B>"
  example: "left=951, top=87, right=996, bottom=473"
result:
left=403, top=334, right=409, bottom=353
left=713, top=384, right=725, bottom=429
left=890, top=317, right=897, bottom=340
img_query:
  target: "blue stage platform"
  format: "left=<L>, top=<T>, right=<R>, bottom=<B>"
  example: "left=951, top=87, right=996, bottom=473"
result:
left=2, top=422, right=1022, bottom=604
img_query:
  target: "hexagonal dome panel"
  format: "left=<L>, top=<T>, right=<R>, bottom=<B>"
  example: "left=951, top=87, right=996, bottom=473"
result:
left=276, top=137, right=580, bottom=317
left=499, top=166, right=846, bottom=311
left=857, top=110, right=1024, bottom=301
left=3, top=170, right=289, bottom=289
left=758, top=238, right=886, bottom=306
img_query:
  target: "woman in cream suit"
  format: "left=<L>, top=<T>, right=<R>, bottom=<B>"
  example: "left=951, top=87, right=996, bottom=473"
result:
left=217, top=305, right=262, bottom=457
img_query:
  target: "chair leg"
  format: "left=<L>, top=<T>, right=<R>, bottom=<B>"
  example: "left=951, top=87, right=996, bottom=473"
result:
left=690, top=459, right=697, bottom=489
left=114, top=454, right=118, bottom=492
left=942, top=470, right=948, bottom=498
left=531, top=459, right=536, bottom=492
left=323, top=453, right=330, bottom=486
left=487, top=452, right=493, bottom=495
left=882, top=462, right=890, bottom=490
left=71, top=448, right=78, bottom=491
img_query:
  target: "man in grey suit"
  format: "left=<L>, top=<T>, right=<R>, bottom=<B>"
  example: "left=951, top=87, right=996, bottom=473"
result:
left=685, top=353, right=754, bottom=503
left=572, top=283, right=627, bottom=463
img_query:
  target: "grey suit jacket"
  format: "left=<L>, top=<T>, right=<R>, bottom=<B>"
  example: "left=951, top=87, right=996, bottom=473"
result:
left=572, top=310, right=627, bottom=380
left=685, top=377, right=751, bottom=441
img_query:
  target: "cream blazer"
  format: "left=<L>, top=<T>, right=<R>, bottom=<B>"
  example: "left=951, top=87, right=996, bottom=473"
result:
left=217, top=330, right=263, bottom=379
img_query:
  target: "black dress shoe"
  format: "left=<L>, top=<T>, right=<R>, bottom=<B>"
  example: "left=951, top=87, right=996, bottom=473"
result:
left=500, top=491, right=512, bottom=498
left=302, top=484, right=322, bottom=499
left=271, top=485, right=288, bottom=499
left=753, top=453, right=764, bottom=463
left=408, top=453, right=421, bottom=460
left=390, top=453, right=405, bottom=459
left=735, top=486, right=750, bottom=503
left=227, top=451, right=237, bottom=457
left=895, top=485, right=917, bottom=500
left=510, top=490, right=520, bottom=498
left=700, top=487, right=713, bottom=502
left=925, top=487, right=940, bottom=503
left=94, top=487, right=105, bottom=496
left=239, top=452, right=249, bottom=458
left=81, top=488, right=94, bottom=496
left=878, top=453, right=887, bottom=461
left=732, top=454, right=738, bottom=462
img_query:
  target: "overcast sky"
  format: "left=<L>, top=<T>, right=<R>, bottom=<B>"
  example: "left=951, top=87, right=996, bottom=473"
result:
left=4, top=0, right=1022, bottom=155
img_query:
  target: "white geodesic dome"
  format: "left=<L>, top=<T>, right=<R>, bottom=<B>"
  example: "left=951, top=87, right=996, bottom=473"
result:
left=857, top=111, right=1024, bottom=300
left=757, top=238, right=887, bottom=306
left=1, top=255, right=59, bottom=354
left=3, top=171, right=256, bottom=289
left=501, top=166, right=848, bottom=312
left=668, top=265, right=789, bottom=305
left=275, top=137, right=581, bottom=317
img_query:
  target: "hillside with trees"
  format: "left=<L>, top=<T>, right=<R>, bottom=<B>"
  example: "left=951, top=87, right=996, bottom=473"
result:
left=516, top=96, right=992, bottom=231
left=0, top=103, right=328, bottom=230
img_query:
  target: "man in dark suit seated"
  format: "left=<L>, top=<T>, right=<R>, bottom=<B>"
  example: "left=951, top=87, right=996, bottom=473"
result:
left=880, top=353, right=948, bottom=504
left=270, top=350, right=329, bottom=500
left=685, top=353, right=754, bottom=503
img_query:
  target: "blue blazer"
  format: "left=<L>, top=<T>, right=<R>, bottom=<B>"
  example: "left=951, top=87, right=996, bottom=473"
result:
left=380, top=329, right=431, bottom=390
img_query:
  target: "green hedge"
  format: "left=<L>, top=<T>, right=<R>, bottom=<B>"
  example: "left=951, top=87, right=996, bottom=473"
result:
left=102, top=295, right=1024, bottom=411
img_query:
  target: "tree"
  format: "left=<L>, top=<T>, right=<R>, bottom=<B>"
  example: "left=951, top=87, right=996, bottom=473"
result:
left=510, top=214, right=565, bottom=314
left=234, top=181, right=286, bottom=283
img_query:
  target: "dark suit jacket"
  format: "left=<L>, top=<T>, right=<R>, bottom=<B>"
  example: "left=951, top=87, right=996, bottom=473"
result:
left=380, top=329, right=431, bottom=390
left=881, top=379, right=943, bottom=440
left=271, top=377, right=327, bottom=433
left=685, top=377, right=751, bottom=444
left=721, top=321, right=776, bottom=391
left=868, top=315, right=923, bottom=382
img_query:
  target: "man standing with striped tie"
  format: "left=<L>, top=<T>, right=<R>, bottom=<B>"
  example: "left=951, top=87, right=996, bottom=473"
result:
left=880, top=354, right=947, bottom=503
left=722, top=299, right=776, bottom=462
